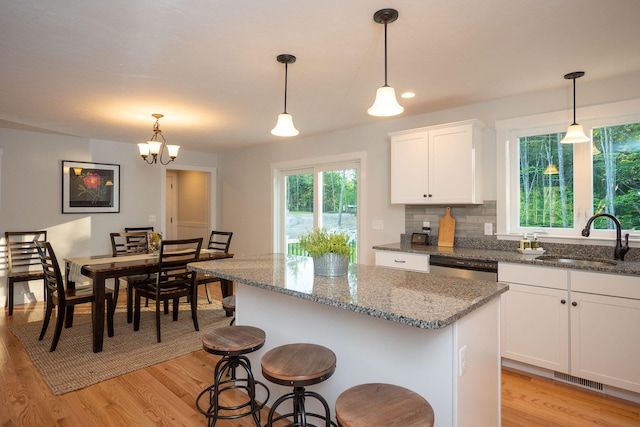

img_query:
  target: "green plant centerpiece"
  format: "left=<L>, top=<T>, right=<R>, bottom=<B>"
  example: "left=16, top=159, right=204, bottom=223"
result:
left=299, top=228, right=351, bottom=277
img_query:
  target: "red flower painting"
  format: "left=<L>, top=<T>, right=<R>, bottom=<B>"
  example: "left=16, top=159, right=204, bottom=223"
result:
left=77, top=171, right=108, bottom=203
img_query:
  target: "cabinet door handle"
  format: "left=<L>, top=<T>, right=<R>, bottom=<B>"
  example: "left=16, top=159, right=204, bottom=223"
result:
left=423, top=194, right=428, bottom=198
left=571, top=301, right=578, bottom=307
left=560, top=299, right=566, bottom=304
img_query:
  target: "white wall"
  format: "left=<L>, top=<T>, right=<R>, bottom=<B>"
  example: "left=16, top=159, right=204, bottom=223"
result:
left=218, top=71, right=640, bottom=265
left=0, top=128, right=218, bottom=306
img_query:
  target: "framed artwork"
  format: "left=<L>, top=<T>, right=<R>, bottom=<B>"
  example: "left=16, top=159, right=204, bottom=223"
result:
left=62, top=160, right=120, bottom=213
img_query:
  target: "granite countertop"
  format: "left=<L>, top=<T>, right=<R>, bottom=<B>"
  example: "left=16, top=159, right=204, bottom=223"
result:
left=373, top=243, right=640, bottom=276
left=188, top=253, right=508, bottom=330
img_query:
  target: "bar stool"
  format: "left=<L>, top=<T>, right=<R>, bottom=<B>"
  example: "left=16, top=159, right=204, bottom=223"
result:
left=222, top=295, right=236, bottom=325
left=335, top=383, right=434, bottom=427
left=261, top=343, right=338, bottom=427
left=195, top=326, right=270, bottom=427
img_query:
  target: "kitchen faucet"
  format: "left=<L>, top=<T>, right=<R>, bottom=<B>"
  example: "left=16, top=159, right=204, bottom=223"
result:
left=581, top=213, right=630, bottom=260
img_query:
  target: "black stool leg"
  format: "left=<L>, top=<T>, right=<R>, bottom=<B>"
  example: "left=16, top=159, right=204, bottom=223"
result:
left=196, top=355, right=268, bottom=427
left=266, top=386, right=337, bottom=427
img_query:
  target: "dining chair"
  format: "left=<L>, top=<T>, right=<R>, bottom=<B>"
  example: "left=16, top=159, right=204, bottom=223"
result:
left=195, top=231, right=233, bottom=303
left=35, top=241, right=115, bottom=352
left=109, top=231, right=154, bottom=323
left=124, top=226, right=154, bottom=243
left=133, top=237, right=203, bottom=343
left=5, top=231, right=47, bottom=315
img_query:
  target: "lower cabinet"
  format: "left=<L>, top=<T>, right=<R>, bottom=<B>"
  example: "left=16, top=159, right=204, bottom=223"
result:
left=499, top=263, right=640, bottom=394
left=570, top=271, right=640, bottom=393
left=501, top=282, right=569, bottom=372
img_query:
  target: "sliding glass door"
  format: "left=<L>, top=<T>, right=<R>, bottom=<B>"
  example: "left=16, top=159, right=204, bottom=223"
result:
left=280, top=164, right=359, bottom=262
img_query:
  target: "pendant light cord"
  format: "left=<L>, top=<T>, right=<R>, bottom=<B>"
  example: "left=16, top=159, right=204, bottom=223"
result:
left=572, top=77, right=577, bottom=125
left=383, top=20, right=389, bottom=87
left=283, top=62, right=289, bottom=114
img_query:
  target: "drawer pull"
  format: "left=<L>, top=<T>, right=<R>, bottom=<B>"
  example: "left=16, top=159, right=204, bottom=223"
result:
left=394, top=260, right=406, bottom=263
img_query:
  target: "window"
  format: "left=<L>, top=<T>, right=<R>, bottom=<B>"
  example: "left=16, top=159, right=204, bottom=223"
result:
left=497, top=99, right=640, bottom=241
left=272, top=153, right=364, bottom=262
left=592, top=122, right=640, bottom=231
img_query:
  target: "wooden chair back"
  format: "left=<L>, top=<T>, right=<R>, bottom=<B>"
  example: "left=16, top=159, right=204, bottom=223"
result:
left=110, top=232, right=149, bottom=256
left=5, top=231, right=47, bottom=315
left=206, top=231, right=233, bottom=253
left=5, top=231, right=47, bottom=276
left=34, top=241, right=65, bottom=304
left=156, top=238, right=203, bottom=290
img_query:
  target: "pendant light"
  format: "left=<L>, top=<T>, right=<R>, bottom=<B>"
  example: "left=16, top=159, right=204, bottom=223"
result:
left=271, top=54, right=299, bottom=137
left=368, top=8, right=404, bottom=117
left=138, top=114, right=180, bottom=165
left=560, top=71, right=590, bottom=144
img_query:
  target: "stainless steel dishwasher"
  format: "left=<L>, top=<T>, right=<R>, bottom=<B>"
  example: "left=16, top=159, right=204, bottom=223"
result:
left=428, top=255, right=498, bottom=281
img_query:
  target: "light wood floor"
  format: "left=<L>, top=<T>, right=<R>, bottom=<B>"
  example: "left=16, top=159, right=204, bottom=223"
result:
left=2, top=289, right=639, bottom=426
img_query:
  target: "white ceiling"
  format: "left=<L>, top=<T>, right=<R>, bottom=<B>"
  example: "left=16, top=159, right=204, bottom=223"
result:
left=2, top=0, right=640, bottom=153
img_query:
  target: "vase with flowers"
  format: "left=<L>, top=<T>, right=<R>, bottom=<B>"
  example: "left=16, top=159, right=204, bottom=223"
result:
left=147, top=232, right=162, bottom=253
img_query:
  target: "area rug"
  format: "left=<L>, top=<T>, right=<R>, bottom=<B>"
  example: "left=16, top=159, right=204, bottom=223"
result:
left=10, top=301, right=230, bottom=395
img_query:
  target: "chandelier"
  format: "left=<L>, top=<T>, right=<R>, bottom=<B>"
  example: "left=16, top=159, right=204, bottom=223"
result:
left=137, top=114, right=180, bottom=164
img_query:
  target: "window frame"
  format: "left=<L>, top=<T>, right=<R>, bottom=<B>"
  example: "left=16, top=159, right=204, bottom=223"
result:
left=496, top=98, right=640, bottom=244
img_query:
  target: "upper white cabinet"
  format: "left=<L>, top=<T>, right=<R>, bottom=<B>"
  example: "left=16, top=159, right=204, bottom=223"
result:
left=389, top=119, right=484, bottom=204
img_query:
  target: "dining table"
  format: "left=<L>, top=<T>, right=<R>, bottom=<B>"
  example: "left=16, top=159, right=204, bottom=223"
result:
left=64, top=249, right=234, bottom=353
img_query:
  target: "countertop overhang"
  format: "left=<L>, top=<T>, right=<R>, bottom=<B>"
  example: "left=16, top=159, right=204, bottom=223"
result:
left=189, top=253, right=508, bottom=329
left=373, top=243, right=640, bottom=276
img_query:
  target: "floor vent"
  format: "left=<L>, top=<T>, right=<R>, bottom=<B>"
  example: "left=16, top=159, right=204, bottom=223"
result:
left=554, top=372, right=603, bottom=391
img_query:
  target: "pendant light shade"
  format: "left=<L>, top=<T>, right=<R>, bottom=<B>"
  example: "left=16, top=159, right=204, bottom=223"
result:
left=560, top=71, right=589, bottom=144
left=368, top=8, right=404, bottom=117
left=543, top=164, right=559, bottom=175
left=271, top=54, right=299, bottom=137
left=272, top=113, right=298, bottom=137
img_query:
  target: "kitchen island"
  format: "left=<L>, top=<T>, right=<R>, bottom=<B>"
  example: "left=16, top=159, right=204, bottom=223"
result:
left=189, top=254, right=508, bottom=426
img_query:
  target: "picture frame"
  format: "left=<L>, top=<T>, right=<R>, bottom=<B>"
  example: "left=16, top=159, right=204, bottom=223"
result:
left=62, top=160, right=120, bottom=213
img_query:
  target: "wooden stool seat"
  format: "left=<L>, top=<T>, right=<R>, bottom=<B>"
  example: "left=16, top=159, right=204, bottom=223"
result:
left=202, top=325, right=264, bottom=356
left=222, top=295, right=236, bottom=311
left=221, top=295, right=236, bottom=325
left=261, top=343, right=336, bottom=387
left=335, top=383, right=434, bottom=427
left=196, top=326, right=269, bottom=427
left=262, top=343, right=337, bottom=426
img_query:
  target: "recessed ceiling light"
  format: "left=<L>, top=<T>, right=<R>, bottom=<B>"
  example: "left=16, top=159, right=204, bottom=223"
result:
left=401, top=92, right=415, bottom=99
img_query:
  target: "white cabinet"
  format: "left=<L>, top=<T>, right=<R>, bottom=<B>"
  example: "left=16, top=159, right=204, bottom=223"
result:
left=499, top=263, right=569, bottom=372
left=389, top=120, right=484, bottom=204
left=499, top=263, right=640, bottom=394
left=569, top=271, right=640, bottom=393
left=375, top=250, right=429, bottom=272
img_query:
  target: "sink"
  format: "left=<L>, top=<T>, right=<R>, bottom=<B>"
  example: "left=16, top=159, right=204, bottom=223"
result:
left=535, top=256, right=617, bottom=267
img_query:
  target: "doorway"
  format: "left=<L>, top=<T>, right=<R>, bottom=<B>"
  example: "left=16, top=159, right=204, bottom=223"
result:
left=163, top=167, right=217, bottom=242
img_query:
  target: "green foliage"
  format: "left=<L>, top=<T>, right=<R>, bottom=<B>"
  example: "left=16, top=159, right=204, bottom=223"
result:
left=298, top=228, right=351, bottom=258
left=518, top=121, right=640, bottom=231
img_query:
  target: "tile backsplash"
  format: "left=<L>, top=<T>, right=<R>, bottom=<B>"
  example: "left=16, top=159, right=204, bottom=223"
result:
left=404, top=200, right=639, bottom=261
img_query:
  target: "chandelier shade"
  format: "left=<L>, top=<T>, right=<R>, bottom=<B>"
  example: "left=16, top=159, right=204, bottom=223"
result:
left=560, top=71, right=589, bottom=144
left=271, top=54, right=299, bottom=137
left=368, top=8, right=404, bottom=117
left=138, top=113, right=180, bottom=165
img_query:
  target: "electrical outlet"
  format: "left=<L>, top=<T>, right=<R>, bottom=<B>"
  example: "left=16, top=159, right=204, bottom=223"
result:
left=459, top=345, right=467, bottom=376
left=372, top=220, right=384, bottom=230
left=149, top=215, right=157, bottom=222
left=423, top=221, right=430, bottom=228
left=484, top=223, right=493, bottom=236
